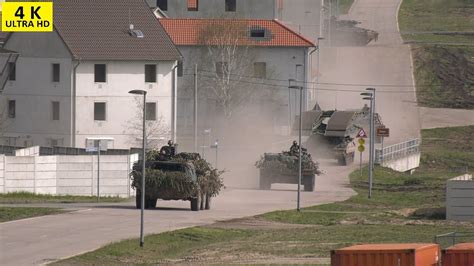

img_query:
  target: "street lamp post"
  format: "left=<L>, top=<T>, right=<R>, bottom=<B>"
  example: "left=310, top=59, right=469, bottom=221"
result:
left=361, top=88, right=376, bottom=198
left=289, top=81, right=303, bottom=212
left=129, top=89, right=147, bottom=247
left=315, top=37, right=325, bottom=102
left=211, top=139, right=219, bottom=169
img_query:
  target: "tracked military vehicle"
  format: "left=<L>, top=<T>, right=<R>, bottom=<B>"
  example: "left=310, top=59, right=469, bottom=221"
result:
left=131, top=142, right=224, bottom=211
left=293, top=104, right=383, bottom=165
left=255, top=143, right=321, bottom=191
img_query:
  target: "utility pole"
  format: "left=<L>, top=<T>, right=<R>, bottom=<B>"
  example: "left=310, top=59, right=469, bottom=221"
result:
left=97, top=140, right=100, bottom=202
left=361, top=88, right=376, bottom=198
left=289, top=81, right=303, bottom=211
left=194, top=64, right=198, bottom=153
left=328, top=0, right=332, bottom=46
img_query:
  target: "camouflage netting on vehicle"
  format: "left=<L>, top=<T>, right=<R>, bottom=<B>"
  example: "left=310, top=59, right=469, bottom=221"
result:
left=255, top=151, right=321, bottom=176
left=132, top=150, right=224, bottom=198
left=131, top=168, right=198, bottom=200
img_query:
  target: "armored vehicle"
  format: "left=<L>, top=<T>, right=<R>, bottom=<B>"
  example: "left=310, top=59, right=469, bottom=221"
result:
left=255, top=143, right=321, bottom=191
left=293, top=104, right=382, bottom=165
left=131, top=142, right=223, bottom=211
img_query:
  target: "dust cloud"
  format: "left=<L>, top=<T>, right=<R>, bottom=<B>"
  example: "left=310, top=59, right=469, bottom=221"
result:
left=177, top=19, right=383, bottom=189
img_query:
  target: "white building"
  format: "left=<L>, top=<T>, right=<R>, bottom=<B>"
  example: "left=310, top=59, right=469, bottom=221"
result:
left=0, top=0, right=181, bottom=149
left=159, top=18, right=315, bottom=144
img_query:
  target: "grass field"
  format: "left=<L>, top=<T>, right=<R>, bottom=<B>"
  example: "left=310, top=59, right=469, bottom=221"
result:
left=55, top=126, right=474, bottom=265
left=0, top=192, right=129, bottom=204
left=0, top=207, right=65, bottom=223
left=398, top=0, right=474, bottom=109
left=338, top=0, right=354, bottom=14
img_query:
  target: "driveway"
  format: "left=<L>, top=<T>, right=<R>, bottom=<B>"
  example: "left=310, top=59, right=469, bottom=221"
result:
left=317, top=0, right=421, bottom=145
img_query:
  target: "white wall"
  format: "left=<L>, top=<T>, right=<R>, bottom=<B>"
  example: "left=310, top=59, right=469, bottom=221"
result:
left=446, top=174, right=474, bottom=221
left=0, top=155, right=4, bottom=193
left=0, top=154, right=138, bottom=197
left=379, top=152, right=421, bottom=172
left=75, top=60, right=176, bottom=149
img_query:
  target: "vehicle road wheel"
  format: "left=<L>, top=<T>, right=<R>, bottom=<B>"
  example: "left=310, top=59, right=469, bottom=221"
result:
left=135, top=192, right=141, bottom=209
left=304, top=175, right=315, bottom=192
left=190, top=193, right=201, bottom=211
left=337, top=156, right=345, bottom=165
left=200, top=192, right=205, bottom=210
left=205, top=195, right=211, bottom=210
left=144, top=197, right=155, bottom=209
left=259, top=171, right=271, bottom=190
left=149, top=198, right=157, bottom=208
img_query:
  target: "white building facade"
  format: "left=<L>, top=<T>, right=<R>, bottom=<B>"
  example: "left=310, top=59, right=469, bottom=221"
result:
left=0, top=0, right=181, bottom=149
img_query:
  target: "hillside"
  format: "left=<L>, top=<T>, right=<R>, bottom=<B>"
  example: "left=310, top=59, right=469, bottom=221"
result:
left=399, top=0, right=474, bottom=109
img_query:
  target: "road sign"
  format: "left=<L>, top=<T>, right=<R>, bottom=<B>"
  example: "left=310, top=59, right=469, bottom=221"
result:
left=86, top=147, right=98, bottom=152
left=357, top=128, right=368, bottom=138
left=377, top=127, right=390, bottom=137
left=358, top=145, right=365, bottom=152
left=358, top=138, right=365, bottom=145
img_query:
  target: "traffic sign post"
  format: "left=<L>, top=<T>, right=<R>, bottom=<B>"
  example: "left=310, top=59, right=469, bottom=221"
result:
left=357, top=128, right=368, bottom=138
left=376, top=127, right=389, bottom=164
left=358, top=138, right=365, bottom=176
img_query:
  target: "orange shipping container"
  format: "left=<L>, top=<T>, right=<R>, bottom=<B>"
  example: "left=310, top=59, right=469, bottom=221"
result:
left=331, top=243, right=440, bottom=266
left=442, top=243, right=474, bottom=266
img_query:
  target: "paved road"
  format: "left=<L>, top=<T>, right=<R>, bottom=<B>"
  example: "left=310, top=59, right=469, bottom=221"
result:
left=0, top=158, right=355, bottom=265
left=317, top=0, right=421, bottom=145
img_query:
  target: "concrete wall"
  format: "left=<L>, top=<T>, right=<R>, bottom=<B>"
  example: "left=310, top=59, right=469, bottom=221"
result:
left=446, top=174, right=474, bottom=221
left=15, top=146, right=40, bottom=157
left=0, top=155, right=4, bottom=193
left=379, top=152, right=420, bottom=172
left=0, top=154, right=137, bottom=197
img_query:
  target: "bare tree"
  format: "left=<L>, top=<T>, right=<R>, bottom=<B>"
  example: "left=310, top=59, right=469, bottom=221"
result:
left=125, top=97, right=170, bottom=149
left=197, top=21, right=278, bottom=118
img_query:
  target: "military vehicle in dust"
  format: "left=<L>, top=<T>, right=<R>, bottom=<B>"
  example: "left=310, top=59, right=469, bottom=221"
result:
left=294, top=104, right=383, bottom=165
left=131, top=142, right=224, bottom=211
left=255, top=142, right=321, bottom=191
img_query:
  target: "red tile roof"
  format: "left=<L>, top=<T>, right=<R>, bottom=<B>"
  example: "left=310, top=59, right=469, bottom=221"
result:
left=159, top=18, right=314, bottom=47
left=50, top=0, right=180, bottom=61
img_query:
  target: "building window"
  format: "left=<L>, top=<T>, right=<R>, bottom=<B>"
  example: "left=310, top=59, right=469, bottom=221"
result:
left=254, top=62, right=267, bottom=78
left=145, top=64, right=157, bottom=83
left=225, top=0, right=236, bottom=12
left=156, top=0, right=168, bottom=10
left=94, top=64, right=106, bottom=83
left=52, top=63, right=60, bottom=82
left=52, top=101, right=60, bottom=121
left=94, top=102, right=106, bottom=121
left=250, top=29, right=265, bottom=38
left=146, top=102, right=157, bottom=121
left=8, top=62, right=16, bottom=81
left=188, top=0, right=198, bottom=11
left=8, top=100, right=15, bottom=118
left=215, top=62, right=228, bottom=78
